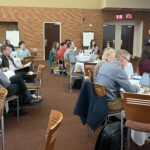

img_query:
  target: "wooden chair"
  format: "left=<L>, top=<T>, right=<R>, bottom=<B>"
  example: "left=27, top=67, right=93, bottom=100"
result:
left=93, top=82, right=123, bottom=150
left=30, top=48, right=38, bottom=58
left=123, top=92, right=150, bottom=149
left=26, top=64, right=45, bottom=100
left=93, top=82, right=106, bottom=97
left=84, top=62, right=97, bottom=81
left=65, top=60, right=83, bottom=92
left=44, top=110, right=63, bottom=150
left=0, top=88, right=8, bottom=150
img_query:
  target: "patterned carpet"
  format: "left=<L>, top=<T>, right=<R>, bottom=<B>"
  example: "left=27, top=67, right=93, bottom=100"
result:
left=4, top=61, right=150, bottom=150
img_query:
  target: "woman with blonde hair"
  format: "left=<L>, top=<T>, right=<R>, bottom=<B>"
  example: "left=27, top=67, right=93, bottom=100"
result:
left=93, top=48, right=116, bottom=81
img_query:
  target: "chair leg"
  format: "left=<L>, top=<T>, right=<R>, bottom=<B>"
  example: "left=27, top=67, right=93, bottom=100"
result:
left=127, top=128, right=131, bottom=149
left=1, top=116, right=5, bottom=150
left=70, top=76, right=72, bottom=93
left=38, top=90, right=42, bottom=110
left=16, top=97, right=19, bottom=122
left=121, top=111, right=124, bottom=150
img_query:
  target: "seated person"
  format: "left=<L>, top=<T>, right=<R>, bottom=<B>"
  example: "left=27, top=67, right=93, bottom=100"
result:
left=74, top=50, right=140, bottom=130
left=138, top=46, right=150, bottom=75
left=2, top=46, right=34, bottom=82
left=0, top=70, right=41, bottom=114
left=49, top=41, right=60, bottom=66
left=64, top=40, right=78, bottom=73
left=15, top=41, right=31, bottom=60
left=6, top=39, right=15, bottom=52
left=57, top=41, right=67, bottom=63
left=117, top=49, right=134, bottom=79
left=88, top=39, right=99, bottom=54
left=94, top=48, right=115, bottom=81
left=96, top=54, right=139, bottom=100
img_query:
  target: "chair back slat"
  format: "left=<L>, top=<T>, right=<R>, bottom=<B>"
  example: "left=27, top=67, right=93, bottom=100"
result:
left=65, top=60, right=70, bottom=74
left=45, top=110, right=63, bottom=150
left=124, top=92, right=150, bottom=123
left=84, top=62, right=96, bottom=81
left=93, top=82, right=105, bottom=97
left=36, top=64, right=45, bottom=81
left=86, top=68, right=93, bottom=81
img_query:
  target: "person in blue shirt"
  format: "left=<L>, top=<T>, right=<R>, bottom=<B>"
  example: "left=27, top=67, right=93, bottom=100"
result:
left=117, top=49, right=134, bottom=79
left=16, top=41, right=31, bottom=60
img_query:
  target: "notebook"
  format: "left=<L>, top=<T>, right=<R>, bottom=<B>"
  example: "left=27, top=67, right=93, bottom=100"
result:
left=139, top=73, right=150, bottom=87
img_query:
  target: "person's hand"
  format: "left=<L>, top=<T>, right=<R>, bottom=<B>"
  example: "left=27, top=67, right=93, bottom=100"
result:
left=133, top=83, right=140, bottom=92
left=2, top=67, right=9, bottom=72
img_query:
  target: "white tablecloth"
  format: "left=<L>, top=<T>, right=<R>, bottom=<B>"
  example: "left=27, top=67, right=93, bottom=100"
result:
left=74, top=62, right=84, bottom=73
left=131, top=130, right=150, bottom=146
left=74, top=60, right=99, bottom=74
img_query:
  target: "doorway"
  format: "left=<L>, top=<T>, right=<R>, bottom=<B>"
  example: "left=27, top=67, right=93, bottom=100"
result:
left=103, top=25, right=115, bottom=50
left=44, top=22, right=61, bottom=60
left=121, top=25, right=134, bottom=55
left=103, top=21, right=143, bottom=57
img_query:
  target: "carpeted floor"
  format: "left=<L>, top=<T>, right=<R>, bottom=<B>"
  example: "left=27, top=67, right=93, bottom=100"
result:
left=4, top=61, right=150, bottom=150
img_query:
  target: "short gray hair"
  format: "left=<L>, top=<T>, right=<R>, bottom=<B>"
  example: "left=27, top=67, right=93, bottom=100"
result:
left=116, top=49, right=131, bottom=61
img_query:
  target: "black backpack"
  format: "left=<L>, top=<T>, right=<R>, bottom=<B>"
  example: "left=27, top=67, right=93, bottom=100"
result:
left=94, top=122, right=121, bottom=150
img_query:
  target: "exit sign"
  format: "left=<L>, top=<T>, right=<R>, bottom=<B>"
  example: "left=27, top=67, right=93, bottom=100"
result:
left=126, top=14, right=132, bottom=19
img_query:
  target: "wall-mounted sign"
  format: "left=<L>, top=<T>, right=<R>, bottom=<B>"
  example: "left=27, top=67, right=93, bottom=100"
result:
left=126, top=14, right=133, bottom=19
left=115, top=15, right=123, bottom=20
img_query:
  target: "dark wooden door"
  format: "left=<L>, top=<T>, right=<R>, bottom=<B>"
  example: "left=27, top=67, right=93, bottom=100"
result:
left=103, top=25, right=115, bottom=50
left=121, top=25, right=134, bottom=55
left=44, top=23, right=60, bottom=60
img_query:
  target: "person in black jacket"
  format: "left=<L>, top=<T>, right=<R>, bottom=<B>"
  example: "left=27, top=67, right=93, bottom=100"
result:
left=144, top=29, right=150, bottom=47
left=2, top=46, right=33, bottom=82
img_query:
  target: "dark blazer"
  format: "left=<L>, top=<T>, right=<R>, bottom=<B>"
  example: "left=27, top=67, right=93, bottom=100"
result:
left=144, top=35, right=150, bottom=47
left=1, top=54, right=32, bottom=82
left=73, top=80, right=109, bottom=130
left=2, top=54, right=18, bottom=68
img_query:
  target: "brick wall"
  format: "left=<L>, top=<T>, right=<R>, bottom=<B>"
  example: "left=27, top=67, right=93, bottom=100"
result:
left=0, top=6, right=149, bottom=60
left=0, top=6, right=103, bottom=60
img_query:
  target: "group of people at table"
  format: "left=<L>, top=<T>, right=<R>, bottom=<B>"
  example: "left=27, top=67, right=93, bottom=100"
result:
left=72, top=44, right=150, bottom=146
left=0, top=40, right=41, bottom=115
left=47, top=38, right=150, bottom=146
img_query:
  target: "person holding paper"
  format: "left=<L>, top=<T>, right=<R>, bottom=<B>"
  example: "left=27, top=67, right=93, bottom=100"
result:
left=15, top=41, right=31, bottom=60
left=1, top=46, right=33, bottom=82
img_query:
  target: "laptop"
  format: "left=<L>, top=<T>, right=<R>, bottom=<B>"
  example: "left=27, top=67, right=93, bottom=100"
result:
left=139, top=72, right=150, bottom=87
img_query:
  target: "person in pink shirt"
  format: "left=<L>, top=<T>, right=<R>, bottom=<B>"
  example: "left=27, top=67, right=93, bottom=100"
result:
left=57, top=41, right=67, bottom=61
